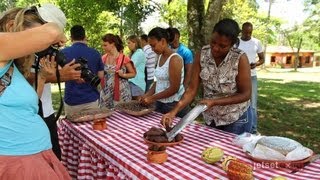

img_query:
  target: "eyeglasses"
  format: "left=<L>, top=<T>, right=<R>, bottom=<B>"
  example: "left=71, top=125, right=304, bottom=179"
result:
left=24, top=5, right=46, bottom=24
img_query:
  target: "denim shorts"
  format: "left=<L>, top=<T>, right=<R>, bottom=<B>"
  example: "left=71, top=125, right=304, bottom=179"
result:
left=129, top=82, right=144, bottom=97
left=207, top=106, right=253, bottom=135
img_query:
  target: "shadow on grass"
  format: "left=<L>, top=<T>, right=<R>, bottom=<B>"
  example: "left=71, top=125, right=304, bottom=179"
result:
left=258, top=79, right=320, bottom=153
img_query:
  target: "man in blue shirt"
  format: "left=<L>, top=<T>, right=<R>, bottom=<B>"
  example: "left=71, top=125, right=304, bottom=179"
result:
left=61, top=25, right=104, bottom=116
left=170, top=28, right=194, bottom=88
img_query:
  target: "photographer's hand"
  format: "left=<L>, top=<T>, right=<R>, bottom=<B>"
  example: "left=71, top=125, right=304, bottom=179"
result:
left=59, top=59, right=81, bottom=81
left=37, top=55, right=56, bottom=97
left=46, top=22, right=67, bottom=47
left=39, top=55, right=56, bottom=79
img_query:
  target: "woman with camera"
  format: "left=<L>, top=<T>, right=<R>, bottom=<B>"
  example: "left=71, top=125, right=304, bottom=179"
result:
left=0, top=5, right=70, bottom=179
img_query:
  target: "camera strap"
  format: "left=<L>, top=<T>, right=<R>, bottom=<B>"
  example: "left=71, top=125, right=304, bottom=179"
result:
left=0, top=62, right=14, bottom=96
left=114, top=54, right=125, bottom=101
left=55, top=64, right=64, bottom=121
left=33, top=56, right=44, bottom=117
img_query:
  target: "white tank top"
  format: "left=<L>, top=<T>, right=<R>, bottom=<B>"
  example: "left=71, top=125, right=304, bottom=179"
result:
left=154, top=53, right=185, bottom=103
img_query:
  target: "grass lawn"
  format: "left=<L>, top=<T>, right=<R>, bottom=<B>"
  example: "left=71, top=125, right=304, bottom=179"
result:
left=51, top=79, right=320, bottom=153
left=258, top=79, right=320, bottom=153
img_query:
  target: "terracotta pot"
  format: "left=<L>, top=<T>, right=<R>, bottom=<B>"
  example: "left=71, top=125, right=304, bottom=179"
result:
left=147, top=149, right=168, bottom=164
left=92, top=119, right=107, bottom=130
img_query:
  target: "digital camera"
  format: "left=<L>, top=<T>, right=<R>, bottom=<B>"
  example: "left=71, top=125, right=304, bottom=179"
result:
left=75, top=57, right=100, bottom=87
left=35, top=47, right=100, bottom=87
left=35, top=46, right=67, bottom=67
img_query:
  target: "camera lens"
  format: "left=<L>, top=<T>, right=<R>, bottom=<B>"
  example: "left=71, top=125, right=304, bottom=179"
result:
left=90, top=76, right=101, bottom=87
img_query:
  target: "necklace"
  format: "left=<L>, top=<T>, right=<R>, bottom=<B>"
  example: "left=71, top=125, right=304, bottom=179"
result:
left=106, top=52, right=119, bottom=65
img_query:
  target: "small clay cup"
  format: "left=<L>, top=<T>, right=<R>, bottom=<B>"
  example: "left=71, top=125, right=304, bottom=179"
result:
left=147, top=146, right=168, bottom=164
left=92, top=119, right=107, bottom=130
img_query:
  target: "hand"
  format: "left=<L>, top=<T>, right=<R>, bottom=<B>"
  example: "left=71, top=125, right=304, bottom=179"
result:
left=59, top=59, right=81, bottom=81
left=137, top=95, right=144, bottom=102
left=117, top=69, right=125, bottom=78
left=161, top=112, right=176, bottom=128
left=250, top=63, right=256, bottom=69
left=46, top=22, right=67, bottom=46
left=199, top=99, right=215, bottom=109
left=39, top=55, right=56, bottom=79
left=140, top=96, right=155, bottom=105
left=75, top=78, right=85, bottom=84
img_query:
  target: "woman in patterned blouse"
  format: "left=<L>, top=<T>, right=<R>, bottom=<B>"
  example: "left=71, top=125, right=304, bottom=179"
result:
left=161, top=19, right=253, bottom=135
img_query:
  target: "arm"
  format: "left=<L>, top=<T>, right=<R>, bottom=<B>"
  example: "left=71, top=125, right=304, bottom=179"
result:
left=28, top=56, right=57, bottom=97
left=183, top=63, right=193, bottom=88
left=118, top=61, right=136, bottom=79
left=144, top=55, right=183, bottom=104
left=46, top=60, right=81, bottom=82
left=97, top=70, right=104, bottom=79
left=200, top=54, right=252, bottom=108
left=255, top=52, right=265, bottom=67
left=251, top=40, right=265, bottom=68
left=29, top=60, right=81, bottom=84
left=161, top=52, right=201, bottom=126
left=138, top=81, right=156, bottom=102
left=0, top=23, right=66, bottom=63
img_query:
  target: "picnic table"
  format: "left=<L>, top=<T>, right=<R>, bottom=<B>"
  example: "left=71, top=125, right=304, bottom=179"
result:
left=58, top=111, right=320, bottom=180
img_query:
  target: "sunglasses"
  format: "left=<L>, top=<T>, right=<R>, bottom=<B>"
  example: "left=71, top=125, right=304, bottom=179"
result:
left=24, top=5, right=46, bottom=24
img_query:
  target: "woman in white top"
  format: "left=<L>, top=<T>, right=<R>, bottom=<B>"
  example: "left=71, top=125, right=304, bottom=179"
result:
left=139, top=27, right=188, bottom=117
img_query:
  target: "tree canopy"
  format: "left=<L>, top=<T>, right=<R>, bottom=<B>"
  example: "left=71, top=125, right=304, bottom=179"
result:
left=1, top=0, right=319, bottom=53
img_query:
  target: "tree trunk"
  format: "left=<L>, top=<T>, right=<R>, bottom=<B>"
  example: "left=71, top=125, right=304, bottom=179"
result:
left=294, top=38, right=303, bottom=71
left=201, top=0, right=225, bottom=44
left=168, top=0, right=173, bottom=27
left=187, top=0, right=205, bottom=52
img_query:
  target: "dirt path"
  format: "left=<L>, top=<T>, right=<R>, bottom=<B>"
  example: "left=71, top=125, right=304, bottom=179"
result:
left=257, top=68, right=320, bottom=82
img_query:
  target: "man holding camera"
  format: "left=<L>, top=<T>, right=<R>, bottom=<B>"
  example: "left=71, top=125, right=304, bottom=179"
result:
left=61, top=25, right=104, bottom=116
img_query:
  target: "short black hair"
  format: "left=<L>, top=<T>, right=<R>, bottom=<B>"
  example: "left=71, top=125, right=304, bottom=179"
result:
left=140, top=34, right=148, bottom=42
left=213, top=18, right=240, bottom=45
left=242, top=22, right=253, bottom=29
left=70, top=25, right=85, bottom=41
left=148, top=27, right=175, bottom=43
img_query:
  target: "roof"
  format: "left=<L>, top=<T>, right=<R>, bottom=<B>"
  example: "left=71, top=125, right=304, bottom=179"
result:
left=266, top=45, right=314, bottom=53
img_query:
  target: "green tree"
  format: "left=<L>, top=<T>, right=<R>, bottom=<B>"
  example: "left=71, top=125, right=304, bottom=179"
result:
left=55, top=0, right=155, bottom=50
left=302, top=0, right=320, bottom=50
left=159, top=0, right=188, bottom=44
left=187, top=0, right=226, bottom=52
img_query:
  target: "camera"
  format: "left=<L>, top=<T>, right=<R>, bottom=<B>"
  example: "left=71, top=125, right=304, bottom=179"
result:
left=35, top=47, right=100, bottom=87
left=35, top=46, right=67, bottom=67
left=75, top=57, right=101, bottom=88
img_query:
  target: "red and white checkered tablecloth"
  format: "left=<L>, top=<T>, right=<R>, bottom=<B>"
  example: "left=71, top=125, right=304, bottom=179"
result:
left=58, top=111, right=320, bottom=180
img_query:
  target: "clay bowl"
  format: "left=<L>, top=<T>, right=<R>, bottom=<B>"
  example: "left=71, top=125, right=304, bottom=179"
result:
left=147, top=147, right=168, bottom=164
left=92, top=119, right=107, bottom=130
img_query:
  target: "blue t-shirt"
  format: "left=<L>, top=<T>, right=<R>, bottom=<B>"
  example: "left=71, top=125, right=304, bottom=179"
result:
left=128, top=48, right=146, bottom=91
left=61, top=42, right=104, bottom=105
left=176, top=43, right=193, bottom=64
left=0, top=61, right=51, bottom=155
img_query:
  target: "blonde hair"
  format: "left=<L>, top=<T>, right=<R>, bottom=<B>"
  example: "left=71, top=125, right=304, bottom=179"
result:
left=0, top=7, right=44, bottom=77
